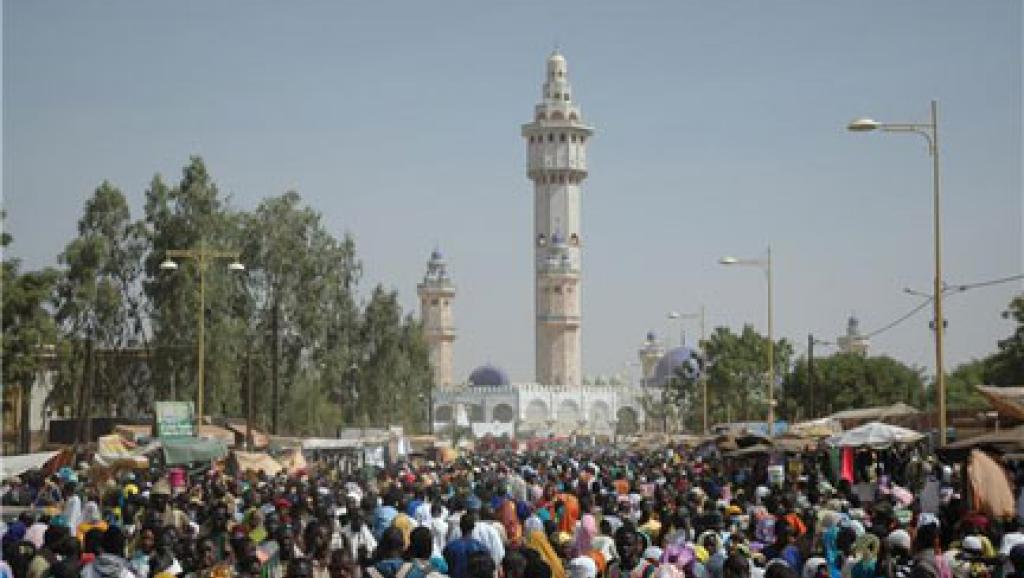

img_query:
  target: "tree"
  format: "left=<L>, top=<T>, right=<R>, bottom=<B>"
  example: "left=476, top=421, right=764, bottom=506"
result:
left=984, top=295, right=1024, bottom=386
left=53, top=182, right=148, bottom=422
left=142, top=157, right=247, bottom=417
left=944, top=359, right=988, bottom=411
left=353, top=286, right=425, bottom=429
left=702, top=325, right=793, bottom=424
left=2, top=219, right=59, bottom=451
left=781, top=353, right=924, bottom=419
left=239, top=191, right=361, bottom=433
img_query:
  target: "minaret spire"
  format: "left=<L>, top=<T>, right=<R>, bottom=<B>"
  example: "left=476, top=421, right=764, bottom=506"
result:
left=522, top=52, right=594, bottom=387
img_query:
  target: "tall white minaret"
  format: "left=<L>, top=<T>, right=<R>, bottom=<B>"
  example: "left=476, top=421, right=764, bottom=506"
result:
left=521, top=51, right=594, bottom=386
left=417, top=249, right=456, bottom=390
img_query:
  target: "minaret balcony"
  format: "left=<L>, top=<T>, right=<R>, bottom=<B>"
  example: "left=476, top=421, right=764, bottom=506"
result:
left=417, top=283, right=456, bottom=297
left=537, top=314, right=580, bottom=327
left=425, top=328, right=457, bottom=340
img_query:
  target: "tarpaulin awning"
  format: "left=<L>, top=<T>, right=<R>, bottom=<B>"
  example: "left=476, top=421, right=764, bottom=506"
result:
left=161, top=437, right=229, bottom=465
left=828, top=403, right=920, bottom=422
left=278, top=448, right=307, bottom=474
left=231, top=451, right=283, bottom=475
left=0, top=451, right=59, bottom=481
left=975, top=385, right=1024, bottom=421
left=94, top=434, right=155, bottom=468
left=826, top=421, right=924, bottom=448
left=788, top=417, right=843, bottom=438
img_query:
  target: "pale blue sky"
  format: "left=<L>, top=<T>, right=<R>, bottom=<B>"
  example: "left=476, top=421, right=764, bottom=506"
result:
left=4, top=1, right=1021, bottom=385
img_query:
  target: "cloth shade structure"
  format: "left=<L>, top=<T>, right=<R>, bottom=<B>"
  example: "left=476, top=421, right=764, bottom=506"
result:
left=826, top=421, right=924, bottom=448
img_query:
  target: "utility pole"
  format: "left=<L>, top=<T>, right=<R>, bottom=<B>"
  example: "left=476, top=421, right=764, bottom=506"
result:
left=807, top=334, right=816, bottom=420
left=271, top=299, right=280, bottom=434
left=246, top=348, right=254, bottom=450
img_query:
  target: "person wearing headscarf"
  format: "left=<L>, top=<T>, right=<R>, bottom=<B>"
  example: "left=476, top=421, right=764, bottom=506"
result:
left=525, top=516, right=545, bottom=538
left=526, top=529, right=568, bottom=578
left=77, top=503, right=108, bottom=543
left=557, top=494, right=581, bottom=535
left=391, top=512, right=416, bottom=550
left=498, top=499, right=523, bottom=547
left=573, top=515, right=597, bottom=559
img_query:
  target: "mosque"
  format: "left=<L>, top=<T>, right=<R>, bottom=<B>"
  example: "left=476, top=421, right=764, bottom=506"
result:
left=422, top=52, right=697, bottom=439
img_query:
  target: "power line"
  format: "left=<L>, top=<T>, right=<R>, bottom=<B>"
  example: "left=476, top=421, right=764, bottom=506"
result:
left=948, top=273, right=1024, bottom=293
left=865, top=298, right=932, bottom=339
left=865, top=272, right=1022, bottom=340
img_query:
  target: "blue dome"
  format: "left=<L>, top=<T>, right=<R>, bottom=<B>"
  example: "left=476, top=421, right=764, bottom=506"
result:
left=430, top=248, right=443, bottom=261
left=468, top=364, right=511, bottom=387
left=651, top=346, right=702, bottom=387
left=550, top=231, right=565, bottom=246
left=646, top=330, right=657, bottom=342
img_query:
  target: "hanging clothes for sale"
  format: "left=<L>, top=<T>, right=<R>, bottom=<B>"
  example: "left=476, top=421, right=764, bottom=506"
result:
left=841, top=447, right=855, bottom=483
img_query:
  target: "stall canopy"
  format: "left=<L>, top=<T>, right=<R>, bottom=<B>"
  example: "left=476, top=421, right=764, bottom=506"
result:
left=828, top=403, right=919, bottom=423
left=788, top=417, right=842, bottom=438
left=975, top=386, right=1024, bottom=422
left=827, top=421, right=924, bottom=448
left=231, top=451, right=283, bottom=475
left=0, top=451, right=59, bottom=481
left=162, top=437, right=229, bottom=465
left=941, top=425, right=1024, bottom=456
left=94, top=434, right=156, bottom=469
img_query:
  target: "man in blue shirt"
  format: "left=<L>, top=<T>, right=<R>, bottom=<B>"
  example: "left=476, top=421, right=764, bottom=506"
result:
left=372, top=491, right=400, bottom=540
left=443, top=513, right=489, bottom=578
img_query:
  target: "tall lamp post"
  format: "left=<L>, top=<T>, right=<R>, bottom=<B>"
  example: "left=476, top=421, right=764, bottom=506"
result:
left=160, top=241, right=245, bottom=431
left=847, top=100, right=946, bottom=445
left=719, top=246, right=774, bottom=430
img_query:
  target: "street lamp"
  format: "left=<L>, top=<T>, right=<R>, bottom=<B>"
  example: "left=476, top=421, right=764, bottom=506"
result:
left=719, top=246, right=774, bottom=430
left=847, top=100, right=947, bottom=445
left=160, top=241, right=244, bottom=431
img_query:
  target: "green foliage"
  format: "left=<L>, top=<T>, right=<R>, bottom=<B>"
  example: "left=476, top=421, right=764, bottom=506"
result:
left=944, top=359, right=988, bottom=411
left=2, top=221, right=59, bottom=393
left=281, top=373, right=344, bottom=437
left=52, top=181, right=148, bottom=416
left=11, top=156, right=433, bottom=436
left=142, top=158, right=246, bottom=415
left=239, top=191, right=362, bottom=433
left=702, top=325, right=793, bottom=424
left=781, top=353, right=924, bottom=420
left=983, top=295, right=1024, bottom=386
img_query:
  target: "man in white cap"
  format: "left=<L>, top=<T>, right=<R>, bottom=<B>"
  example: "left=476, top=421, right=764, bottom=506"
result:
left=569, top=557, right=598, bottom=578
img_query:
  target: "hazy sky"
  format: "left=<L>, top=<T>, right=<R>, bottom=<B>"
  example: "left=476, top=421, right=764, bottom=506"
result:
left=4, top=1, right=1021, bottom=385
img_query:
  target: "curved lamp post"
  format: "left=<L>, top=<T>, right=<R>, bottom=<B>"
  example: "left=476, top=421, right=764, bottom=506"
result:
left=719, top=247, right=774, bottom=431
left=847, top=100, right=946, bottom=445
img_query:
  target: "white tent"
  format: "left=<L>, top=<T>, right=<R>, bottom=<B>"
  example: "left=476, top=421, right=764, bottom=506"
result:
left=0, top=451, right=58, bottom=481
left=826, top=421, right=924, bottom=448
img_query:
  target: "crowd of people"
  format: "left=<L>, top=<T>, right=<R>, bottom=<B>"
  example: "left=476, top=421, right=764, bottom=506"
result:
left=2, top=444, right=1023, bottom=578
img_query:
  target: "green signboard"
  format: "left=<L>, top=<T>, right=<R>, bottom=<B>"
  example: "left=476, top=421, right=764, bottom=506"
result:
left=154, top=401, right=195, bottom=438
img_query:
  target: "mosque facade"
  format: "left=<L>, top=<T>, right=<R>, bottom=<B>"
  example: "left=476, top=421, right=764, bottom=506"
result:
left=424, top=53, right=693, bottom=438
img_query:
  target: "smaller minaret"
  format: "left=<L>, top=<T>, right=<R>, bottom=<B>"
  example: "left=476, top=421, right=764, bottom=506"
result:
left=638, top=330, right=665, bottom=386
left=417, top=249, right=456, bottom=390
left=837, top=315, right=870, bottom=355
